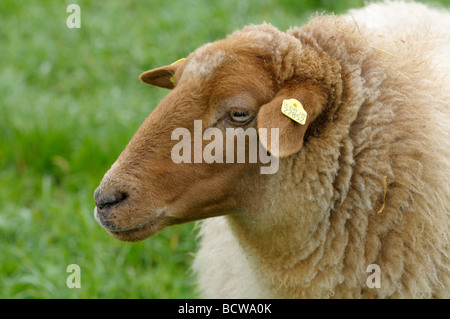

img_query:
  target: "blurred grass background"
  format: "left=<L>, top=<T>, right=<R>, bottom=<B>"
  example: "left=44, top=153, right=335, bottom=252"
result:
left=1, top=0, right=448, bottom=298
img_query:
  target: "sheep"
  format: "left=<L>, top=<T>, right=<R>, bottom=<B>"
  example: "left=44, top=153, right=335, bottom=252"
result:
left=94, top=1, right=450, bottom=298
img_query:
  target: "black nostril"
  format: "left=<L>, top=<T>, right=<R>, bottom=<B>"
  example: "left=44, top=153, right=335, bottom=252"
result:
left=95, top=188, right=128, bottom=211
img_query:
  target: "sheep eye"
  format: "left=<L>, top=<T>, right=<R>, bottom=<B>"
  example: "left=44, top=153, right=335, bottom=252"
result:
left=228, top=109, right=254, bottom=125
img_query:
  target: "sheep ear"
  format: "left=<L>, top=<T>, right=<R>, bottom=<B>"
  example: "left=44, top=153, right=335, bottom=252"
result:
left=257, top=84, right=326, bottom=157
left=139, top=59, right=186, bottom=89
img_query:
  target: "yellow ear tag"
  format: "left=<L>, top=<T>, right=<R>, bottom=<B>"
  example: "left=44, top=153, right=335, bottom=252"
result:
left=281, top=99, right=307, bottom=125
left=169, top=58, right=185, bottom=83
left=170, top=58, right=186, bottom=65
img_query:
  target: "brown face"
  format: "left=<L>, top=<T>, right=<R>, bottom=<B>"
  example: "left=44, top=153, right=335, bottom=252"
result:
left=94, top=42, right=274, bottom=241
left=94, top=29, right=329, bottom=242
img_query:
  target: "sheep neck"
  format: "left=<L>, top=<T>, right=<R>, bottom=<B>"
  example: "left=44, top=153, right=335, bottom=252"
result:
left=226, top=140, right=350, bottom=297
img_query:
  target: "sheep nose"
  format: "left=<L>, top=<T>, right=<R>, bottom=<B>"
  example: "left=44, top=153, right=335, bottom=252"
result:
left=94, top=186, right=128, bottom=212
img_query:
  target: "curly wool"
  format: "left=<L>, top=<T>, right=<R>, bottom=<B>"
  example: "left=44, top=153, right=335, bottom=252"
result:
left=194, top=1, right=450, bottom=298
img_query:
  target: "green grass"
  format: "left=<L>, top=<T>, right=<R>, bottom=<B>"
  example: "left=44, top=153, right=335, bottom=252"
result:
left=1, top=0, right=448, bottom=299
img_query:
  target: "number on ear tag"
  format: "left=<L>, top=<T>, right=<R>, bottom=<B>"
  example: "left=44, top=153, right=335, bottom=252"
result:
left=281, top=99, right=307, bottom=125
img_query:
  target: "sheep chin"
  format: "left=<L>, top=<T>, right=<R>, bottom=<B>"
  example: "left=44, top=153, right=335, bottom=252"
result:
left=106, top=211, right=168, bottom=242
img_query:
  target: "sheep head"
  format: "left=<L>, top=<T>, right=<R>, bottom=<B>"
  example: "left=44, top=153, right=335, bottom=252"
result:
left=94, top=24, right=340, bottom=241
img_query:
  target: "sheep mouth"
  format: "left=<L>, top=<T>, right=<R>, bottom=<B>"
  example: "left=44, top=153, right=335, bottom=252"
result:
left=97, top=209, right=167, bottom=242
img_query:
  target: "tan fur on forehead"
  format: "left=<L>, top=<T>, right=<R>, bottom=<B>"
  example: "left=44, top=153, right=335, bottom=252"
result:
left=230, top=23, right=284, bottom=49
left=226, top=23, right=327, bottom=86
left=182, top=23, right=308, bottom=85
left=182, top=44, right=228, bottom=80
